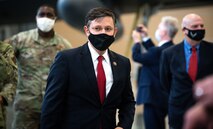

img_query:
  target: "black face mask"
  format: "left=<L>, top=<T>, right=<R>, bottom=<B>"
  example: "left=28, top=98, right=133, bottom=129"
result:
left=88, top=33, right=115, bottom=51
left=184, top=27, right=205, bottom=41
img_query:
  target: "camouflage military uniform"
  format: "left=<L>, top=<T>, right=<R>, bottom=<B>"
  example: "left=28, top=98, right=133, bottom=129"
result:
left=0, top=41, right=17, bottom=129
left=6, top=29, right=72, bottom=129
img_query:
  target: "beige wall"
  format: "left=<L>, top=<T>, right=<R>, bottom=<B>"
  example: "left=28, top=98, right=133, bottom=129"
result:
left=54, top=12, right=138, bottom=57
left=54, top=5, right=213, bottom=121
left=148, top=5, right=213, bottom=45
left=54, top=5, right=213, bottom=58
left=54, top=5, right=213, bottom=87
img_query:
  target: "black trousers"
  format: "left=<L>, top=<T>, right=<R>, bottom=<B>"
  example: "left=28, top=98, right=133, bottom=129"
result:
left=144, top=103, right=167, bottom=129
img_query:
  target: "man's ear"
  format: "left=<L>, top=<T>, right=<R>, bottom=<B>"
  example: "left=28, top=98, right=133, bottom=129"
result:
left=113, top=27, right=118, bottom=37
left=54, top=17, right=58, bottom=21
left=84, top=26, right=90, bottom=36
left=182, top=27, right=188, bottom=34
left=182, top=27, right=186, bottom=31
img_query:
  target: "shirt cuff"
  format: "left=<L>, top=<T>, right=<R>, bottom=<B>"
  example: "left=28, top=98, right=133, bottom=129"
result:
left=142, top=37, right=150, bottom=42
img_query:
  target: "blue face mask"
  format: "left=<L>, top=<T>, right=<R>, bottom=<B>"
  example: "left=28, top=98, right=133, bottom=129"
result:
left=184, top=27, right=205, bottom=41
left=89, top=33, right=115, bottom=51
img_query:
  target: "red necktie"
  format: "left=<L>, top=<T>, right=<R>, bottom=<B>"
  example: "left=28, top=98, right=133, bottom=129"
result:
left=188, top=47, right=198, bottom=82
left=97, top=56, right=106, bottom=104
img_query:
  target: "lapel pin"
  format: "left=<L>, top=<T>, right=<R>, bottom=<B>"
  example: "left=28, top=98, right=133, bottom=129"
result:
left=113, top=62, right=117, bottom=66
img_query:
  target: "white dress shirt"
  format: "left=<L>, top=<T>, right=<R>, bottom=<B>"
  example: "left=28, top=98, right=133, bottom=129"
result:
left=88, top=42, right=113, bottom=97
left=142, top=37, right=169, bottom=47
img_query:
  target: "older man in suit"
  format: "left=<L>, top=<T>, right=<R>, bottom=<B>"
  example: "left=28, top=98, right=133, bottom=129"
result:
left=40, top=7, right=135, bottom=129
left=131, top=16, right=178, bottom=129
left=160, top=13, right=213, bottom=129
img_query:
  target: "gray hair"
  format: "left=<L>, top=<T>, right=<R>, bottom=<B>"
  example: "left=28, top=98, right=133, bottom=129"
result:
left=161, top=16, right=179, bottom=38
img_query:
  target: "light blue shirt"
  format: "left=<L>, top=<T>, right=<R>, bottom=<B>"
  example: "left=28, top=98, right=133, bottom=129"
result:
left=184, top=39, right=200, bottom=72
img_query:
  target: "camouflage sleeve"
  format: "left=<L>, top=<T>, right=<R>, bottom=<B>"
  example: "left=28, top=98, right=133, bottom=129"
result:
left=56, top=34, right=72, bottom=49
left=0, top=42, right=17, bottom=106
left=4, top=35, right=21, bottom=58
left=4, top=35, right=17, bottom=47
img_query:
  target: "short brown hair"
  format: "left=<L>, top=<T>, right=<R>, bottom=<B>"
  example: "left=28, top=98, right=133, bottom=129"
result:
left=85, top=7, right=116, bottom=27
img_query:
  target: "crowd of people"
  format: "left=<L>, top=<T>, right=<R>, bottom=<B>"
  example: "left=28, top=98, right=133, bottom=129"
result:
left=0, top=3, right=213, bottom=129
left=132, top=12, right=213, bottom=129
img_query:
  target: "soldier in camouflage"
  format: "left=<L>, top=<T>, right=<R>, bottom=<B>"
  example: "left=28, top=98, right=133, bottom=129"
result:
left=0, top=41, right=17, bottom=129
left=5, top=4, right=72, bottom=129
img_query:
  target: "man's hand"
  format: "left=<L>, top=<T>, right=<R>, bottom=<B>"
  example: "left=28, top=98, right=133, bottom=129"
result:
left=183, top=103, right=208, bottom=129
left=183, top=75, right=213, bottom=129
left=132, top=24, right=149, bottom=43
left=132, top=30, right=142, bottom=43
left=136, top=24, right=148, bottom=37
left=194, top=75, right=213, bottom=101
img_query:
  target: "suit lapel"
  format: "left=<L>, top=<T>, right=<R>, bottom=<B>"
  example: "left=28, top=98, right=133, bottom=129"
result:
left=179, top=43, right=187, bottom=73
left=80, top=43, right=100, bottom=101
left=197, top=41, right=207, bottom=79
left=197, top=42, right=203, bottom=79
left=105, top=50, right=119, bottom=100
left=80, top=46, right=122, bottom=104
left=177, top=41, right=207, bottom=81
left=178, top=42, right=199, bottom=82
left=175, top=42, right=192, bottom=79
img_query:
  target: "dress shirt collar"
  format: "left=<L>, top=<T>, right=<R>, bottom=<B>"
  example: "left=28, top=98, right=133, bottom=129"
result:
left=184, top=39, right=200, bottom=54
left=158, top=40, right=170, bottom=47
left=88, top=42, right=110, bottom=64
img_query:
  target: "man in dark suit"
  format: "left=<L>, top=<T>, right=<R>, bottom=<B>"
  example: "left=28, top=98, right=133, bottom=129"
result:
left=40, top=7, right=135, bottom=129
left=160, top=13, right=213, bottom=129
left=132, top=16, right=178, bottom=129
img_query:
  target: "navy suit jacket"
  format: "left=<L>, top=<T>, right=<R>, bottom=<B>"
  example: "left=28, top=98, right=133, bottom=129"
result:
left=160, top=40, right=213, bottom=129
left=132, top=39, right=173, bottom=108
left=40, top=43, right=135, bottom=129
